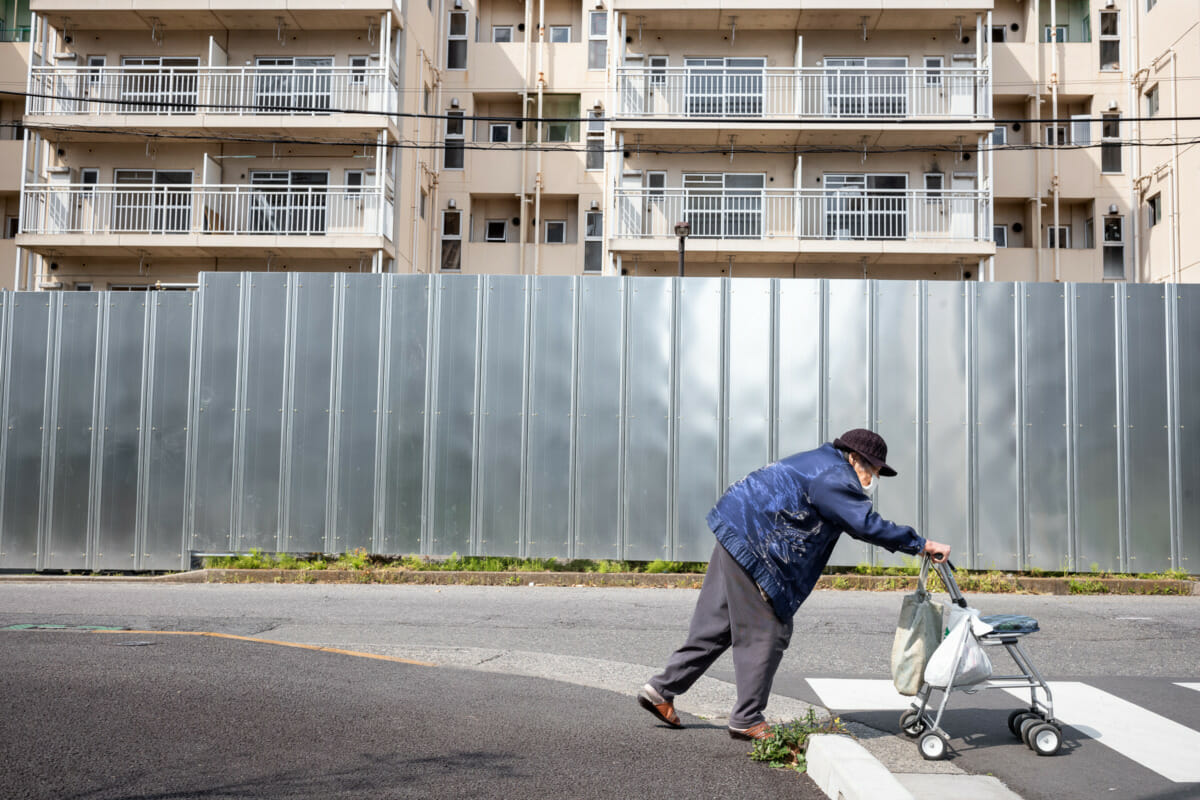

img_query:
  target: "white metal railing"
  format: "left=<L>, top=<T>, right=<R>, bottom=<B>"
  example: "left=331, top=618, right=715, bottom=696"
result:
left=613, top=188, right=990, bottom=242
left=615, top=66, right=990, bottom=119
left=21, top=184, right=385, bottom=238
left=27, top=66, right=387, bottom=115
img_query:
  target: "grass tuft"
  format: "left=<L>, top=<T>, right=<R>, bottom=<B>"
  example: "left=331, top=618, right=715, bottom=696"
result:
left=749, top=709, right=848, bottom=772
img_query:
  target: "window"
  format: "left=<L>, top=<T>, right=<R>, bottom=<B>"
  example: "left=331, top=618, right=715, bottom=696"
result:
left=586, top=110, right=605, bottom=171
left=989, top=25, right=1007, bottom=43
left=646, top=171, right=666, bottom=199
left=249, top=170, right=328, bottom=234
left=994, top=225, right=1008, bottom=248
left=345, top=170, right=375, bottom=193
left=1099, top=12, right=1120, bottom=71
left=441, top=210, right=462, bottom=270
left=588, top=11, right=607, bottom=71
left=1102, top=114, right=1121, bottom=173
left=1045, top=125, right=1067, bottom=146
left=444, top=110, right=465, bottom=170
left=649, top=55, right=668, bottom=87
left=492, top=26, right=514, bottom=43
left=113, top=169, right=194, bottom=233
left=545, top=220, right=566, bottom=243
left=924, top=173, right=944, bottom=204
left=5, top=217, right=19, bottom=238
left=1148, top=194, right=1162, bottom=227
left=490, top=123, right=512, bottom=143
left=447, top=11, right=468, bottom=69
left=924, top=56, right=944, bottom=88
left=547, top=121, right=571, bottom=142
left=1146, top=84, right=1159, bottom=117
left=1085, top=216, right=1095, bottom=249
left=80, top=168, right=99, bottom=194
left=549, top=26, right=570, bottom=43
left=1044, top=25, right=1067, bottom=43
left=87, top=56, right=105, bottom=84
left=584, top=211, right=603, bottom=272
left=349, top=55, right=369, bottom=84
left=485, top=219, right=507, bottom=242
left=252, top=57, right=331, bottom=113
left=1046, top=225, right=1070, bottom=249
left=992, top=126, right=1007, bottom=146
left=74, top=283, right=93, bottom=291
left=1103, top=216, right=1124, bottom=279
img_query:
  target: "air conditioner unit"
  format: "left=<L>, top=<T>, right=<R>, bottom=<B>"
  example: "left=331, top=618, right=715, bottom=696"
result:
left=454, top=0, right=463, bottom=8
left=1107, top=99, right=1119, bottom=110
left=448, top=198, right=457, bottom=208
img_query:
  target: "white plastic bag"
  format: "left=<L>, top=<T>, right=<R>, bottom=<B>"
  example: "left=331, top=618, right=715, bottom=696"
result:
left=924, top=614, right=993, bottom=688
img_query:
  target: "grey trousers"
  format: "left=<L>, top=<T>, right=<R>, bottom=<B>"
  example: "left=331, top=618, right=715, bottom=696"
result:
left=649, top=542, right=794, bottom=728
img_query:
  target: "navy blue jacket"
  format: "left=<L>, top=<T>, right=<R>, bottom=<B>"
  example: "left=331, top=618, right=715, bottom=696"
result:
left=706, top=443, right=926, bottom=622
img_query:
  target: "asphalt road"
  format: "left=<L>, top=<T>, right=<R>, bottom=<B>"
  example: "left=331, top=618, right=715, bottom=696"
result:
left=1, top=628, right=822, bottom=800
left=2, top=581, right=1198, bottom=800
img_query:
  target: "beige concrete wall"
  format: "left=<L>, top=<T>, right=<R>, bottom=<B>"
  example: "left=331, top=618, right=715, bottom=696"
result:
left=0, top=239, right=15, bottom=291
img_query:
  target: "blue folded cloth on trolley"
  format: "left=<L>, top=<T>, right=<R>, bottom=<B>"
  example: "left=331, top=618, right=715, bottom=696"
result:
left=979, top=614, right=1040, bottom=635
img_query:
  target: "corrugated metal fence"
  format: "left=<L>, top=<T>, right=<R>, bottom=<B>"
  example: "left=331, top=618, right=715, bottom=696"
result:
left=0, top=274, right=1196, bottom=573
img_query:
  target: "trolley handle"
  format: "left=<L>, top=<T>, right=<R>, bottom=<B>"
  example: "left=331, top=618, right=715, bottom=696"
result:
left=932, top=558, right=968, bottom=607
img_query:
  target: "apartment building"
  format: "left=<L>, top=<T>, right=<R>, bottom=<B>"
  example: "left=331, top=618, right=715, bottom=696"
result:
left=1, top=1, right=29, bottom=290
left=991, top=0, right=1198, bottom=283
left=9, top=0, right=1199, bottom=287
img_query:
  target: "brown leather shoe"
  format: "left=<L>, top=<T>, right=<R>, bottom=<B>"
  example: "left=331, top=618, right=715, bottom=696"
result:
left=638, top=684, right=683, bottom=728
left=728, top=721, right=774, bottom=741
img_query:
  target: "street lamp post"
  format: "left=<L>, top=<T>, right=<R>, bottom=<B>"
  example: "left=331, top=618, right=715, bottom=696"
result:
left=675, top=221, right=690, bottom=277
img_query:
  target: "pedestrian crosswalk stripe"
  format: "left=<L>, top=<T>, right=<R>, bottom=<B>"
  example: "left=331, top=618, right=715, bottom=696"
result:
left=806, top=678, right=914, bottom=711
left=1002, top=682, right=1200, bottom=783
left=1177, top=682, right=1200, bottom=694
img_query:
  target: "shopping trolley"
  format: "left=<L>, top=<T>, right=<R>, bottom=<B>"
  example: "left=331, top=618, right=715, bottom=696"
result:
left=898, top=559, right=1062, bottom=761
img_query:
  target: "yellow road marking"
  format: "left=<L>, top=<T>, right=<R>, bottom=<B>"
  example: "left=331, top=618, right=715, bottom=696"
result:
left=84, top=629, right=435, bottom=666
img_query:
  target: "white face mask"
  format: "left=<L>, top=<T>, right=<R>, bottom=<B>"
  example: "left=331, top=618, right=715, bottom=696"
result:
left=861, top=473, right=878, bottom=498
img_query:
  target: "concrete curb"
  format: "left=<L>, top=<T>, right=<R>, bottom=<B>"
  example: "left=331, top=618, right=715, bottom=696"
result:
left=0, top=568, right=1195, bottom=595
left=807, top=735, right=915, bottom=800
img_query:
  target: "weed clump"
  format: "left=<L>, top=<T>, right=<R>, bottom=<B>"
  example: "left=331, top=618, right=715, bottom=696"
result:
left=749, top=709, right=848, bottom=772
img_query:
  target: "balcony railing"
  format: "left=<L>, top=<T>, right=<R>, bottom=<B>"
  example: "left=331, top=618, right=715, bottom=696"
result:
left=27, top=66, right=387, bottom=116
left=614, top=188, right=990, bottom=243
left=615, top=66, right=989, bottom=119
left=21, top=184, right=387, bottom=238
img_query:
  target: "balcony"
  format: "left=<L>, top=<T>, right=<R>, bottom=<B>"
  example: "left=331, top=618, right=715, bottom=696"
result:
left=617, top=65, right=990, bottom=120
left=19, top=183, right=392, bottom=256
left=611, top=187, right=992, bottom=258
left=26, top=65, right=392, bottom=133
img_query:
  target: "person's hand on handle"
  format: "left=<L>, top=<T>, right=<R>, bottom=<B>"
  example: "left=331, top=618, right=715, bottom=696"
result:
left=923, top=540, right=951, bottom=564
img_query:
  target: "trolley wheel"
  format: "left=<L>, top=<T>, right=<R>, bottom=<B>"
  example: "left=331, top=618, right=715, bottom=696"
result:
left=919, top=732, right=947, bottom=761
left=899, top=709, right=926, bottom=738
left=1020, top=716, right=1043, bottom=747
left=1028, top=723, right=1062, bottom=756
left=1008, top=709, right=1037, bottom=737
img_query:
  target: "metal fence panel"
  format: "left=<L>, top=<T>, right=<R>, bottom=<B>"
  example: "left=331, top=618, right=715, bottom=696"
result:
left=380, top=276, right=429, bottom=555
left=873, top=280, right=919, bottom=567
left=1072, top=284, right=1121, bottom=572
left=0, top=295, right=50, bottom=569
left=975, top=283, right=1020, bottom=570
left=45, top=295, right=98, bottom=571
left=332, top=274, right=384, bottom=554
left=525, top=277, right=575, bottom=558
left=190, top=274, right=241, bottom=553
left=573, top=278, right=623, bottom=559
left=675, top=278, right=722, bottom=561
left=1023, top=284, right=1070, bottom=570
left=925, top=282, right=970, bottom=560
left=93, top=293, right=146, bottom=571
left=623, top=278, right=673, bottom=561
left=1124, top=285, right=1172, bottom=573
left=282, top=275, right=336, bottom=553
left=429, top=275, right=481, bottom=557
left=1177, top=284, right=1200, bottom=573
left=776, top=280, right=822, bottom=457
left=727, top=280, right=773, bottom=488
left=476, top=276, right=527, bottom=556
left=141, top=293, right=194, bottom=570
left=236, top=274, right=288, bottom=551
left=2, top=274, right=1196, bottom=574
left=827, top=279, right=871, bottom=567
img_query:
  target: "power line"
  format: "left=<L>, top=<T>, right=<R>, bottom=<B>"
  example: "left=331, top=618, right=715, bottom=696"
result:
left=5, top=88, right=1200, bottom=127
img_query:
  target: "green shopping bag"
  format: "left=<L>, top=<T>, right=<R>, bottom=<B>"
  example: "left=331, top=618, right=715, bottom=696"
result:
left=890, top=557, right=943, bottom=696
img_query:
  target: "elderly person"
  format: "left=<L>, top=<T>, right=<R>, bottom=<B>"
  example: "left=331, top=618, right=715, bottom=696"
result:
left=638, top=428, right=951, bottom=740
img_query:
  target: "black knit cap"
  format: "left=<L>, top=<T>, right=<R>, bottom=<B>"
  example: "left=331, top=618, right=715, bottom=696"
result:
left=833, top=428, right=898, bottom=477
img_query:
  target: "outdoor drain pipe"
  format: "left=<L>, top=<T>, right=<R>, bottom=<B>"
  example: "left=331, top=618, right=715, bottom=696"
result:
left=1050, top=0, right=1061, bottom=282
left=519, top=0, right=533, bottom=275
left=533, top=0, right=546, bottom=276
left=1167, top=48, right=1182, bottom=283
